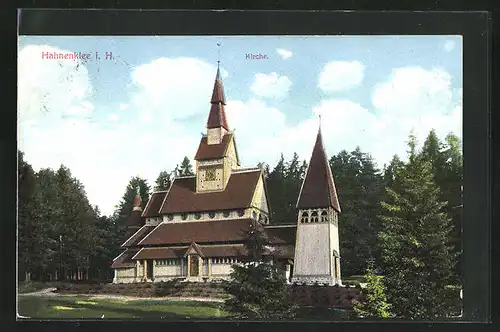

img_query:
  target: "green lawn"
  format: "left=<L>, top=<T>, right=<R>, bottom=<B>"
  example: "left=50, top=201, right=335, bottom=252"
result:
left=18, top=295, right=229, bottom=319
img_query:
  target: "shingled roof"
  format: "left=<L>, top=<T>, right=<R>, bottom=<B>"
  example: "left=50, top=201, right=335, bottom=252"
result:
left=111, top=249, right=139, bottom=269
left=297, top=128, right=341, bottom=212
left=265, top=225, right=297, bottom=245
left=121, top=225, right=156, bottom=248
left=142, top=191, right=168, bottom=218
left=207, top=67, right=228, bottom=130
left=132, top=244, right=248, bottom=260
left=194, top=133, right=232, bottom=160
left=159, top=169, right=261, bottom=214
left=138, top=218, right=255, bottom=246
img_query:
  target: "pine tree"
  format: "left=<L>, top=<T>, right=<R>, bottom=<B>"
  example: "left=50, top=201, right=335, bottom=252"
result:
left=266, top=154, right=287, bottom=223
left=378, top=135, right=457, bottom=319
left=177, top=156, right=194, bottom=177
left=154, top=170, right=172, bottom=191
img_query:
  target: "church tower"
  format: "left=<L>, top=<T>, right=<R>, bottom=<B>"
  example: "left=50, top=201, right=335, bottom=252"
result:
left=194, top=64, right=240, bottom=193
left=292, top=125, right=342, bottom=285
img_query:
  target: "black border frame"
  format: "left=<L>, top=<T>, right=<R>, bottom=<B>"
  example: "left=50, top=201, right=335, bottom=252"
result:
left=4, top=7, right=493, bottom=332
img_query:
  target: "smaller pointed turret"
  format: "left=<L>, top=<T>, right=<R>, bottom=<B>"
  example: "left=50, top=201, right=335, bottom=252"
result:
left=207, top=64, right=229, bottom=131
left=132, top=187, right=142, bottom=212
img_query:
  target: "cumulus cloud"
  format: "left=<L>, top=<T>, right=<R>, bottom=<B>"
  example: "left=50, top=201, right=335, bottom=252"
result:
left=18, top=50, right=207, bottom=216
left=276, top=48, right=293, bottom=59
left=318, top=61, right=365, bottom=92
left=18, top=44, right=94, bottom=123
left=250, top=72, right=292, bottom=99
left=372, top=66, right=453, bottom=118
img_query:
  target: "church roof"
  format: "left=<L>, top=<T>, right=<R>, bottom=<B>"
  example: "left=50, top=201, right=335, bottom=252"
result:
left=194, top=133, right=233, bottom=161
left=138, top=218, right=255, bottom=245
left=132, top=244, right=248, bottom=260
left=207, top=67, right=228, bottom=130
left=265, top=225, right=297, bottom=245
left=111, top=248, right=139, bottom=268
left=159, top=169, right=261, bottom=214
left=121, top=225, right=156, bottom=248
left=296, top=128, right=341, bottom=212
left=142, top=191, right=168, bottom=218
left=125, top=210, right=143, bottom=228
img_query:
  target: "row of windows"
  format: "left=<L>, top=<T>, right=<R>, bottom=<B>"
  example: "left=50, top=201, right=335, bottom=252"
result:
left=156, top=259, right=181, bottom=266
left=211, top=257, right=240, bottom=264
left=300, top=211, right=332, bottom=223
left=165, top=209, right=247, bottom=221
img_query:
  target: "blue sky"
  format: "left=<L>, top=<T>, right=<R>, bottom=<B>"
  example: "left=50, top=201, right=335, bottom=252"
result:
left=18, top=35, right=462, bottom=216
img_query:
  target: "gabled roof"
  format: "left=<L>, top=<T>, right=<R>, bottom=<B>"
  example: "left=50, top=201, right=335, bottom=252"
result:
left=138, top=218, right=255, bottom=246
left=159, top=169, right=261, bottom=214
left=111, top=249, right=139, bottom=269
left=121, top=225, right=156, bottom=248
left=125, top=210, right=143, bottom=228
left=142, top=191, right=168, bottom=218
left=130, top=244, right=248, bottom=260
left=264, top=225, right=297, bottom=245
left=297, top=128, right=341, bottom=212
left=194, top=133, right=233, bottom=161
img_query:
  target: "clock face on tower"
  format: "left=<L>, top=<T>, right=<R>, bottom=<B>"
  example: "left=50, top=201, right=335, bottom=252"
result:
left=205, top=168, right=217, bottom=181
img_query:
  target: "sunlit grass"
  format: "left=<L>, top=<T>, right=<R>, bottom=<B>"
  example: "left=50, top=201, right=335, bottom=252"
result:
left=18, top=295, right=229, bottom=319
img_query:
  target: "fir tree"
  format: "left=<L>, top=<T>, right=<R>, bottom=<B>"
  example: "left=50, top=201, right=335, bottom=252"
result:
left=154, top=170, right=172, bottom=191
left=177, top=156, right=194, bottom=176
left=378, top=135, right=457, bottom=319
left=223, top=221, right=295, bottom=319
left=353, top=261, right=393, bottom=319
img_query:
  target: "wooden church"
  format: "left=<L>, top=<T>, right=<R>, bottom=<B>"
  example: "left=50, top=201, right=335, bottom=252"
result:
left=111, top=65, right=342, bottom=285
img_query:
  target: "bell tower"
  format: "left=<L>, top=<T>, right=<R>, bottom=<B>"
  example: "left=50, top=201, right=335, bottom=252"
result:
left=292, top=125, right=342, bottom=285
left=194, top=62, right=240, bottom=193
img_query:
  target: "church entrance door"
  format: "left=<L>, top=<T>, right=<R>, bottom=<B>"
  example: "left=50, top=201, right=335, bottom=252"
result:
left=189, top=255, right=199, bottom=277
left=147, top=260, right=153, bottom=280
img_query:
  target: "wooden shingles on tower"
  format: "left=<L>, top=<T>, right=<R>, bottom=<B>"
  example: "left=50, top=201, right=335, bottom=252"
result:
left=296, top=128, right=341, bottom=212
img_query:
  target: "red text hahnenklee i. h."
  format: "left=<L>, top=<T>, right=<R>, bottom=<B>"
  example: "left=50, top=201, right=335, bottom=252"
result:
left=41, top=51, right=114, bottom=60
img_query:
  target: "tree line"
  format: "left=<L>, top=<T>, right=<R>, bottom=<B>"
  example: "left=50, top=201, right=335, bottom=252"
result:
left=18, top=128, right=462, bottom=312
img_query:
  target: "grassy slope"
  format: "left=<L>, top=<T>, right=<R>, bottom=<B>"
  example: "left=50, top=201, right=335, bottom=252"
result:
left=18, top=295, right=229, bottom=319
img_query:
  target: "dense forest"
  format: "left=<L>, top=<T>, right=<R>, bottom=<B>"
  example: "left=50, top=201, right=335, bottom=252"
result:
left=18, top=129, right=462, bottom=286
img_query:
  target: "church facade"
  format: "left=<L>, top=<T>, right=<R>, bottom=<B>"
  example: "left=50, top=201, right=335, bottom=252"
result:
left=111, top=66, right=342, bottom=285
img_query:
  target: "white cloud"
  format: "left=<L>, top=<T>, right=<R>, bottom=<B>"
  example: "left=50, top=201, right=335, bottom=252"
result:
left=444, top=40, right=456, bottom=52
left=19, top=47, right=461, bottom=217
left=130, top=57, right=226, bottom=122
left=372, top=66, right=453, bottom=118
left=108, top=113, right=119, bottom=121
left=276, top=48, right=293, bottom=59
left=18, top=44, right=94, bottom=123
left=250, top=72, right=292, bottom=99
left=318, top=61, right=365, bottom=92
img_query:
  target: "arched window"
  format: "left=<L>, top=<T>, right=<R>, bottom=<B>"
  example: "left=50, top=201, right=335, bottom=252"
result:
left=209, top=212, right=216, bottom=219
left=181, top=213, right=187, bottom=220
left=252, top=211, right=258, bottom=220
left=321, top=211, right=328, bottom=223
left=167, top=214, right=173, bottom=221
left=237, top=210, right=245, bottom=217
left=223, top=211, right=230, bottom=218
left=311, top=211, right=318, bottom=223
left=195, top=213, right=201, bottom=220
left=300, top=211, right=309, bottom=223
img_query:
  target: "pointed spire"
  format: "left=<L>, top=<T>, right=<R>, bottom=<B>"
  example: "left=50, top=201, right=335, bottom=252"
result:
left=207, top=62, right=229, bottom=130
left=132, top=187, right=142, bottom=212
left=296, top=126, right=341, bottom=212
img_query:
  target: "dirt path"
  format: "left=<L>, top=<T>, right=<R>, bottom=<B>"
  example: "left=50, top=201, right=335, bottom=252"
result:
left=19, top=288, right=225, bottom=303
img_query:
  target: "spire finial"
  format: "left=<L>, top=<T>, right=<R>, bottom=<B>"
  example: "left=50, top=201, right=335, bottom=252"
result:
left=217, top=42, right=221, bottom=68
left=318, top=113, right=322, bottom=133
